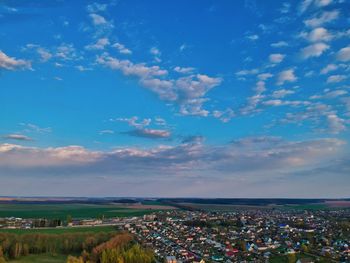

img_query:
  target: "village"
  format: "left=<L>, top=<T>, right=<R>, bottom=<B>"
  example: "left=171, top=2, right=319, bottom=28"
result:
left=126, top=209, right=350, bottom=263
left=1, top=208, right=350, bottom=262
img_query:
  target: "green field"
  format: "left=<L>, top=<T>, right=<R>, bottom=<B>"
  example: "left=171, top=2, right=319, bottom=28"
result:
left=8, top=254, right=67, bottom=263
left=281, top=204, right=329, bottom=210
left=0, top=203, right=156, bottom=220
left=0, top=225, right=117, bottom=235
left=180, top=202, right=338, bottom=212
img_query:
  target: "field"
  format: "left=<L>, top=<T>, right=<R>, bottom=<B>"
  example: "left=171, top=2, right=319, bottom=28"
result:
left=8, top=254, right=67, bottom=263
left=0, top=203, right=174, bottom=220
left=179, top=202, right=349, bottom=211
left=0, top=225, right=117, bottom=235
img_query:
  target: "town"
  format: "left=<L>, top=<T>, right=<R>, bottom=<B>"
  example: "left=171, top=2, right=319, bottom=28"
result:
left=1, top=208, right=349, bottom=262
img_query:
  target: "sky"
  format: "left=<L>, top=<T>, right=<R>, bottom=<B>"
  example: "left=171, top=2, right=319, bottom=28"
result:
left=0, top=0, right=350, bottom=198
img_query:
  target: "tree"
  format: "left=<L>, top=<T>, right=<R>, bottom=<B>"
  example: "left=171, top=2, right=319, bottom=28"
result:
left=287, top=253, right=296, bottom=263
left=301, top=244, right=309, bottom=253
left=66, top=255, right=84, bottom=263
left=0, top=246, right=5, bottom=263
left=67, top=215, right=73, bottom=225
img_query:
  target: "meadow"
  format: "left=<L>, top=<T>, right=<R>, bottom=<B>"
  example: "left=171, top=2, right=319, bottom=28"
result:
left=0, top=225, right=117, bottom=235
left=0, top=203, right=161, bottom=220
left=178, top=202, right=348, bottom=212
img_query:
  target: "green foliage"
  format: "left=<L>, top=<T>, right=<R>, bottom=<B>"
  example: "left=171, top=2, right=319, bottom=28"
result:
left=287, top=253, right=296, bottom=263
left=0, top=226, right=117, bottom=235
left=0, top=232, right=114, bottom=260
left=0, top=247, right=5, bottom=263
left=7, top=253, right=67, bottom=263
left=0, top=230, right=153, bottom=263
left=0, top=204, right=156, bottom=220
left=66, top=256, right=84, bottom=263
left=98, top=244, right=154, bottom=263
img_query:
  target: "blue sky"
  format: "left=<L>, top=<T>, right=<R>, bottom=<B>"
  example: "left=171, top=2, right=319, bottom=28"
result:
left=0, top=0, right=349, bottom=197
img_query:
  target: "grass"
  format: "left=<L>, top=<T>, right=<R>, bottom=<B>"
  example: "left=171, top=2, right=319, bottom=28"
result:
left=0, top=225, right=118, bottom=235
left=0, top=203, right=157, bottom=220
left=8, top=254, right=67, bottom=263
left=281, top=204, right=329, bottom=210
left=141, top=200, right=170, bottom=206
left=183, top=202, right=334, bottom=212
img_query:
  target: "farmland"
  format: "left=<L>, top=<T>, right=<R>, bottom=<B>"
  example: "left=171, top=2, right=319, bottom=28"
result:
left=0, top=203, right=170, bottom=220
left=0, top=225, right=117, bottom=235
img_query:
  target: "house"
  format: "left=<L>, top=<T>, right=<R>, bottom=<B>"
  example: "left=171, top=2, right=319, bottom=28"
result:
left=165, top=256, right=177, bottom=263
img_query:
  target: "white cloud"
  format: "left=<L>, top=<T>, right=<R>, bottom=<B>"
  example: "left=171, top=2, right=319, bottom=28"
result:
left=303, top=27, right=333, bottom=42
left=113, top=116, right=171, bottom=139
left=155, top=117, right=167, bottom=126
left=0, top=50, right=31, bottom=70
left=86, top=3, right=107, bottom=13
left=299, top=0, right=313, bottom=13
left=150, top=47, right=161, bottom=62
left=179, top=44, right=187, bottom=52
left=36, top=47, right=52, bottom=62
left=263, top=99, right=309, bottom=107
left=20, top=123, right=52, bottom=133
left=124, top=128, right=171, bottom=139
left=3, top=134, right=33, bottom=141
left=113, top=43, right=132, bottom=55
left=239, top=81, right=266, bottom=115
left=311, top=89, right=347, bottom=99
left=327, top=74, right=347, bottom=83
left=76, top=65, right=92, bottom=71
left=258, top=73, right=273, bottom=80
left=89, top=13, right=107, bottom=25
left=281, top=102, right=346, bottom=134
left=314, top=0, right=333, bottom=7
left=269, top=53, right=285, bottom=63
left=85, top=38, right=110, bottom=50
left=212, top=108, right=235, bottom=123
left=235, top=68, right=259, bottom=76
left=113, top=116, right=151, bottom=129
left=304, top=10, right=339, bottom=27
left=320, top=64, right=337, bottom=74
left=336, top=46, right=350, bottom=62
left=174, top=66, right=195, bottom=74
left=0, top=138, right=344, bottom=177
left=270, top=41, right=288, bottom=48
left=56, top=44, right=78, bottom=61
left=301, top=42, right=329, bottom=59
left=96, top=55, right=168, bottom=78
left=246, top=34, right=259, bottom=41
left=326, top=114, right=346, bottom=133
left=150, top=47, right=161, bottom=56
left=97, top=54, right=222, bottom=117
left=280, top=2, right=291, bottom=14
left=272, top=89, right=295, bottom=98
left=277, top=69, right=297, bottom=85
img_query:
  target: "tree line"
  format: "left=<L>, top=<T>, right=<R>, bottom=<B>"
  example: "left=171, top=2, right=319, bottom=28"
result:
left=0, top=232, right=155, bottom=263
left=0, top=231, right=114, bottom=261
left=67, top=233, right=155, bottom=263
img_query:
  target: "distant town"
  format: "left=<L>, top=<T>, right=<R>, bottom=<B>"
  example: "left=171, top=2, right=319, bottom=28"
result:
left=0, top=198, right=349, bottom=262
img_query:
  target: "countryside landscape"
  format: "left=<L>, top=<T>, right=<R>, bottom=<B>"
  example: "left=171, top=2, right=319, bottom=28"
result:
left=1, top=0, right=350, bottom=262
left=0, top=198, right=350, bottom=262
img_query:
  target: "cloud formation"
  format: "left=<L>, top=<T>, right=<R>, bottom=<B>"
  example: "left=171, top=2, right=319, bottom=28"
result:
left=0, top=137, right=345, bottom=178
left=0, top=50, right=31, bottom=70
left=3, top=134, right=33, bottom=141
left=97, top=54, right=222, bottom=116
